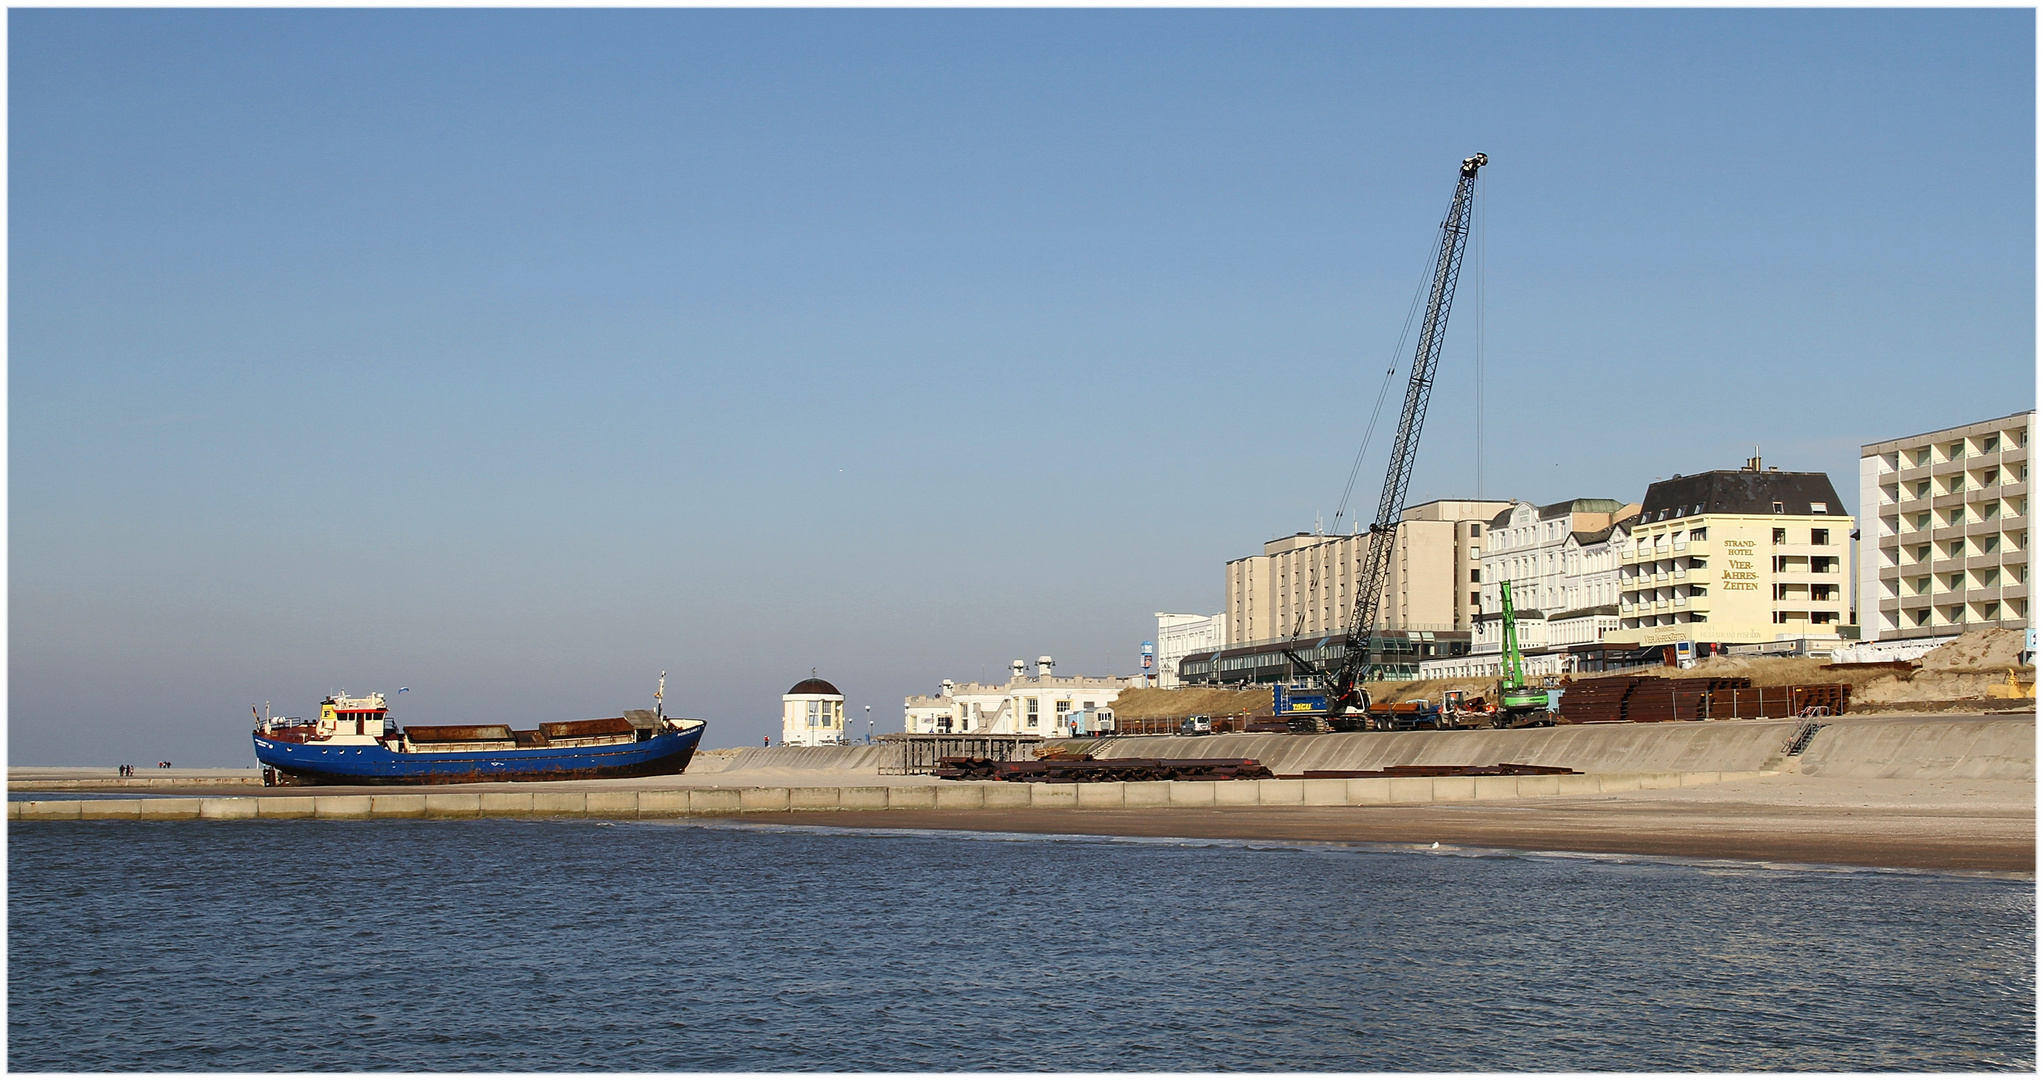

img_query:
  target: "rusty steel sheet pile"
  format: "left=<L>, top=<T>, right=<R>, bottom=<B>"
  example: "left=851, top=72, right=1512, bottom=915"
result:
left=1557, top=676, right=1852, bottom=724
left=933, top=756, right=1275, bottom=783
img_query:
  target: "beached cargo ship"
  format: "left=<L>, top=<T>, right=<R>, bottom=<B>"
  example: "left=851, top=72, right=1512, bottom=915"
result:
left=251, top=685, right=705, bottom=786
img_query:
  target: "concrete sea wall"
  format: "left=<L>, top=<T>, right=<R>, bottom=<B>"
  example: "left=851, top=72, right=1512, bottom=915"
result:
left=1089, top=716, right=2035, bottom=781
left=8, top=769, right=1769, bottom=823
left=686, top=744, right=894, bottom=774
left=1796, top=717, right=2033, bottom=780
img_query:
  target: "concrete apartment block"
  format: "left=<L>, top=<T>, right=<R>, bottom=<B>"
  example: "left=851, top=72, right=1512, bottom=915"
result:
left=1860, top=410, right=2032, bottom=640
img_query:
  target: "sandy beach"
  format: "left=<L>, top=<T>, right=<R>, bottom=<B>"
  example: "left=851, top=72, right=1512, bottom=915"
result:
left=742, top=774, right=2036, bottom=873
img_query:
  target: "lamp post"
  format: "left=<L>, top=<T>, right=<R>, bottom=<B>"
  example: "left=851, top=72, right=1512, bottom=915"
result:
left=864, top=705, right=872, bottom=744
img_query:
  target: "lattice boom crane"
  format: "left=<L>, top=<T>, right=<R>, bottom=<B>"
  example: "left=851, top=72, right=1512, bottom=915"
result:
left=1286, top=152, right=1486, bottom=731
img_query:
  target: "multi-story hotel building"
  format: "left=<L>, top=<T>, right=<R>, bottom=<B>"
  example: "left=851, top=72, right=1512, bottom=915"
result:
left=902, top=658, right=1135, bottom=737
left=1180, top=499, right=1508, bottom=685
left=1859, top=411, right=2032, bottom=641
left=1223, top=499, right=1509, bottom=645
left=1153, top=612, right=1224, bottom=688
left=1611, top=461, right=1853, bottom=647
left=1472, top=498, right=1639, bottom=655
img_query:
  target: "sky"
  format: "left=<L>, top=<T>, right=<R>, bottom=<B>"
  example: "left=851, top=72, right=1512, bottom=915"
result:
left=10, top=9, right=2036, bottom=764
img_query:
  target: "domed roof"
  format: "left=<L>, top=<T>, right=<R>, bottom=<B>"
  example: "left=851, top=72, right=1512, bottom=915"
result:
left=786, top=677, right=841, bottom=697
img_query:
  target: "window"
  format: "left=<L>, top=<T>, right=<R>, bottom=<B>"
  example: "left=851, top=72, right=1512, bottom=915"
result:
left=1811, top=502, right=1828, bottom=514
left=1811, top=611, right=1837, bottom=625
left=807, top=701, right=820, bottom=727
left=1916, top=577, right=1931, bottom=595
left=1470, top=592, right=1480, bottom=607
left=1985, top=435, right=2000, bottom=452
left=1773, top=502, right=1785, bottom=515
left=1916, top=480, right=1931, bottom=498
left=1690, top=613, right=1707, bottom=623
left=1916, top=513, right=1932, bottom=531
left=1026, top=699, right=1039, bottom=727
left=1915, top=609, right=1932, bottom=626
left=1983, top=534, right=1999, bottom=554
left=1689, top=584, right=1707, bottom=596
left=1811, top=529, right=1829, bottom=545
left=1916, top=448, right=1932, bottom=466
left=1471, top=569, right=1481, bottom=583
left=1773, top=612, right=1791, bottom=624
left=1689, top=528, right=1707, bottom=541
left=1984, top=601, right=2001, bottom=619
left=1773, top=529, right=1788, bottom=544
left=1689, top=556, right=1707, bottom=569
left=1951, top=573, right=1965, bottom=590
left=1948, top=475, right=1965, bottom=493
left=1055, top=700, right=1071, bottom=717
left=1984, top=467, right=1999, bottom=485
left=1811, top=556, right=1838, bottom=573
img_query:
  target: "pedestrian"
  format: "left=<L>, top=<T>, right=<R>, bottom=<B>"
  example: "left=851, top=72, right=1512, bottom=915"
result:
left=762, top=736, right=769, bottom=747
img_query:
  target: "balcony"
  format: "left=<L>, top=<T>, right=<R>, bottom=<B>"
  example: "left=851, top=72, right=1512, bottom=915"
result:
left=1894, top=496, right=1931, bottom=516
left=1933, top=492, right=1966, bottom=509
left=1672, top=567, right=1686, bottom=580
left=1933, top=458, right=1968, bottom=477
left=1896, top=464, right=1932, bottom=484
left=1966, top=519, right=2008, bottom=538
left=1933, top=526, right=1967, bottom=543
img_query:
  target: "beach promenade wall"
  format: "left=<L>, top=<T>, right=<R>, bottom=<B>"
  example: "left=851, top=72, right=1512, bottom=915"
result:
left=686, top=745, right=893, bottom=774
left=1088, top=716, right=2034, bottom=781
left=1795, top=717, right=2033, bottom=780
left=8, top=768, right=1770, bottom=823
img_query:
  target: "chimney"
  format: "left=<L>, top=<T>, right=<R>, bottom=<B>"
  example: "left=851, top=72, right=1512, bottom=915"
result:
left=1743, top=456, right=1762, bottom=472
left=1011, top=659, right=1027, bottom=683
left=1037, top=655, right=1055, bottom=679
left=940, top=679, right=955, bottom=698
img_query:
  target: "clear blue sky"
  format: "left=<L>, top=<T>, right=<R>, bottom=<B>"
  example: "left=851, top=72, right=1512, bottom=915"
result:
left=11, top=9, right=2034, bottom=763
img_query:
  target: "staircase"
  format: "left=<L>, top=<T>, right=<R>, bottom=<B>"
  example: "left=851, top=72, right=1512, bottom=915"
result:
left=1781, top=721, right=1827, bottom=757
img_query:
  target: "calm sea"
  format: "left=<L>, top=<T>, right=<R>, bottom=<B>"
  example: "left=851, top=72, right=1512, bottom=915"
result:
left=9, top=818, right=2034, bottom=1071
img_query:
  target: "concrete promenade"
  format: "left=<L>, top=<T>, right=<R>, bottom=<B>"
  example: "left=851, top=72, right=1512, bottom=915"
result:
left=9, top=768, right=1768, bottom=821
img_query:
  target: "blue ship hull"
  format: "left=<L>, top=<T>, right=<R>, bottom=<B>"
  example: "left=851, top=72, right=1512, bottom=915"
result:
left=252, top=724, right=704, bottom=786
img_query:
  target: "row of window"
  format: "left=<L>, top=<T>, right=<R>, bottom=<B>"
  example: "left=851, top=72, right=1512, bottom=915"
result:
left=1898, top=598, right=2027, bottom=627
left=1899, top=531, right=2026, bottom=564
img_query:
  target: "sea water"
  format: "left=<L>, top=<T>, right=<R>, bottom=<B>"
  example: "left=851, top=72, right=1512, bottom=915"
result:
left=8, top=818, right=2034, bottom=1071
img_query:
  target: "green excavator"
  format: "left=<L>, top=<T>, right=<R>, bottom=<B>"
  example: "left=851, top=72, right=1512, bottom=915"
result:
left=1493, top=580, right=1555, bottom=727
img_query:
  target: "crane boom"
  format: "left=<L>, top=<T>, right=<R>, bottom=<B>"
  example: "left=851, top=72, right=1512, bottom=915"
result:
left=1286, top=152, right=1485, bottom=731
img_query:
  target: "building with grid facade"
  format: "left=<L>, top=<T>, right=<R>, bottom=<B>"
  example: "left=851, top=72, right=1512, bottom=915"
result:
left=1859, top=411, right=2032, bottom=641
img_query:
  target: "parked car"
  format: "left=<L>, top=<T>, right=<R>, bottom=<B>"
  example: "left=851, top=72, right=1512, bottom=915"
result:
left=1179, top=715, right=1214, bottom=736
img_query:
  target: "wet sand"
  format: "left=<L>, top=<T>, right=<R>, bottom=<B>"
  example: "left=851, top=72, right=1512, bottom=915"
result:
left=743, top=778, right=2037, bottom=874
